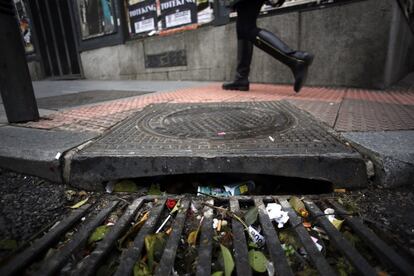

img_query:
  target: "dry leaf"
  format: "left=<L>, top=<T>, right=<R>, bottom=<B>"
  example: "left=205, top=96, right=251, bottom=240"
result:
left=70, top=197, right=89, bottom=209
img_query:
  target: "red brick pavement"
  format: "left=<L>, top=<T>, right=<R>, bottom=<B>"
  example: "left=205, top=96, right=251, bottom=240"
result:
left=17, top=83, right=414, bottom=133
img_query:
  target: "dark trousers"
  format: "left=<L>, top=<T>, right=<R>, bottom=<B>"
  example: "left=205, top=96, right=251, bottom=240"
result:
left=235, top=0, right=265, bottom=41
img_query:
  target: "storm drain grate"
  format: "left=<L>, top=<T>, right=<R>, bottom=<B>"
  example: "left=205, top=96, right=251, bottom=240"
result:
left=0, top=196, right=413, bottom=276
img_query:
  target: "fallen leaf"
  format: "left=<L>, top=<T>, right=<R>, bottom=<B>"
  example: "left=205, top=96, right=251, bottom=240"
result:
left=145, top=233, right=166, bottom=271
left=248, top=249, right=268, bottom=273
left=148, top=183, right=162, bottom=195
left=211, top=272, right=224, bottom=276
left=0, top=239, right=18, bottom=250
left=114, top=180, right=138, bottom=192
left=187, top=230, right=198, bottom=246
left=70, top=197, right=89, bottom=209
left=88, top=225, right=110, bottom=244
left=133, top=261, right=151, bottom=276
left=244, top=206, right=258, bottom=226
left=220, top=244, right=234, bottom=276
left=289, top=196, right=309, bottom=218
left=279, top=229, right=301, bottom=249
left=118, top=212, right=149, bottom=247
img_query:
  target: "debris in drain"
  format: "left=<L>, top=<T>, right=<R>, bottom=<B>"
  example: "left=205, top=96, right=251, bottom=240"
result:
left=1, top=196, right=413, bottom=276
left=197, top=180, right=255, bottom=197
left=113, top=180, right=139, bottom=193
left=148, top=183, right=163, bottom=195
left=223, top=180, right=255, bottom=196
left=324, top=208, right=344, bottom=230
left=289, top=196, right=309, bottom=218
left=69, top=197, right=89, bottom=209
left=156, top=199, right=180, bottom=233
left=266, top=203, right=289, bottom=228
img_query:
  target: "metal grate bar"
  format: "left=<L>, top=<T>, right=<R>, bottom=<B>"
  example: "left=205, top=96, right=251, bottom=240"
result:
left=229, top=198, right=252, bottom=276
left=155, top=199, right=191, bottom=275
left=278, top=198, right=336, bottom=276
left=304, top=200, right=377, bottom=276
left=328, top=200, right=414, bottom=276
left=196, top=199, right=214, bottom=276
left=74, top=197, right=146, bottom=276
left=254, top=198, right=294, bottom=276
left=0, top=203, right=92, bottom=276
left=36, top=201, right=120, bottom=276
left=114, top=199, right=166, bottom=276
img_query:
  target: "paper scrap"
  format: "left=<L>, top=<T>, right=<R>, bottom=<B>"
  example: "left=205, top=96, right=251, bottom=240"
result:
left=266, top=203, right=289, bottom=228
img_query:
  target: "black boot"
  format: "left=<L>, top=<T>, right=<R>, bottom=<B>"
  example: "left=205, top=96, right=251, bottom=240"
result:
left=223, top=40, right=253, bottom=91
left=254, top=29, right=314, bottom=92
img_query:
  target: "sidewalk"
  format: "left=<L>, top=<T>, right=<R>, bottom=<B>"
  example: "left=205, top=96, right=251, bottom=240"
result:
left=0, top=79, right=413, bottom=187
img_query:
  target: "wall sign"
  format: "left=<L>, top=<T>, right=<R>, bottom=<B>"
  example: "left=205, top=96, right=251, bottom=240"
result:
left=128, top=0, right=157, bottom=34
left=159, top=0, right=197, bottom=29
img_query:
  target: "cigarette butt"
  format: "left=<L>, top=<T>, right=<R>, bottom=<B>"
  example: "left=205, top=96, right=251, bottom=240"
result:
left=334, top=188, right=346, bottom=193
left=217, top=220, right=222, bottom=232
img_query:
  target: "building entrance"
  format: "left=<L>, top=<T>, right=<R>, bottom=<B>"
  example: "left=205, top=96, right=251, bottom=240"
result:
left=27, top=0, right=81, bottom=79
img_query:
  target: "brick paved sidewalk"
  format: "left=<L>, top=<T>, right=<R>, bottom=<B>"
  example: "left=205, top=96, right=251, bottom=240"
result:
left=17, top=83, right=414, bottom=134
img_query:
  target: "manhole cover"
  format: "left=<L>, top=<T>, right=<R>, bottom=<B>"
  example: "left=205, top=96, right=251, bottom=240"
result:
left=143, top=105, right=294, bottom=140
left=69, top=101, right=367, bottom=189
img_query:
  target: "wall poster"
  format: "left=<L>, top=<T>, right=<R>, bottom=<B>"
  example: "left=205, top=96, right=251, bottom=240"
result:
left=13, top=0, right=34, bottom=54
left=77, top=0, right=116, bottom=40
left=159, top=0, right=197, bottom=29
left=127, top=0, right=158, bottom=34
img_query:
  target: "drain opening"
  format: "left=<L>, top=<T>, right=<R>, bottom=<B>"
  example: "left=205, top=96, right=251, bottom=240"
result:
left=125, top=173, right=334, bottom=195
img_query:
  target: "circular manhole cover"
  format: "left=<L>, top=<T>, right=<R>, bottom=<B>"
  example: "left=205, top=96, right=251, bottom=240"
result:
left=141, top=104, right=295, bottom=140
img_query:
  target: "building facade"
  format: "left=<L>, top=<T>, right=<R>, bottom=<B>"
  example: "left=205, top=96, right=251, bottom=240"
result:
left=15, top=0, right=414, bottom=88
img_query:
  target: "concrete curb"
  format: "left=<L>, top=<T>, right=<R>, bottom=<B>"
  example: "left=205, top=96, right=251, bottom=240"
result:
left=342, top=131, right=414, bottom=187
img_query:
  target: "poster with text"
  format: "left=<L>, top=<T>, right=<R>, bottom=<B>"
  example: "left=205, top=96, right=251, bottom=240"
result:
left=160, top=0, right=197, bottom=29
left=128, top=0, right=157, bottom=34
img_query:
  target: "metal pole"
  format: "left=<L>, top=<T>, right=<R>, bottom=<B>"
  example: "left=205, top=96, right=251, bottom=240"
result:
left=0, top=0, right=39, bottom=123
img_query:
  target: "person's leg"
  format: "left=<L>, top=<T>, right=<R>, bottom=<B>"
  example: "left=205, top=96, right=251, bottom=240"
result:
left=222, top=0, right=263, bottom=91
left=254, top=29, right=314, bottom=92
left=236, top=0, right=314, bottom=92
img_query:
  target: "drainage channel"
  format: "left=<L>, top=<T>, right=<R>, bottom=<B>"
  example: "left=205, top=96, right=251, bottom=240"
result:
left=0, top=196, right=413, bottom=276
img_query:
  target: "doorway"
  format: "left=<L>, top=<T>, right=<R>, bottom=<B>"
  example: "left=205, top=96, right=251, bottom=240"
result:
left=27, top=0, right=82, bottom=79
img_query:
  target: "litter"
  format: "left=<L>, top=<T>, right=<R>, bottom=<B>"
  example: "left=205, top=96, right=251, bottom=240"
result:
left=266, top=203, right=289, bottom=228
left=268, top=136, right=275, bottom=142
left=289, top=196, right=309, bottom=218
left=324, top=208, right=344, bottom=230
left=223, top=180, right=255, bottom=196
left=248, top=226, right=265, bottom=247
left=311, top=236, right=323, bottom=251
left=198, top=181, right=256, bottom=197
left=197, top=186, right=229, bottom=197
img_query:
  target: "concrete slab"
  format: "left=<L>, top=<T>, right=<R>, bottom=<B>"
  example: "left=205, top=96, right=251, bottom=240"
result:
left=68, top=101, right=367, bottom=190
left=32, top=80, right=208, bottom=99
left=342, top=131, right=414, bottom=187
left=0, top=126, right=96, bottom=182
left=36, top=90, right=153, bottom=110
